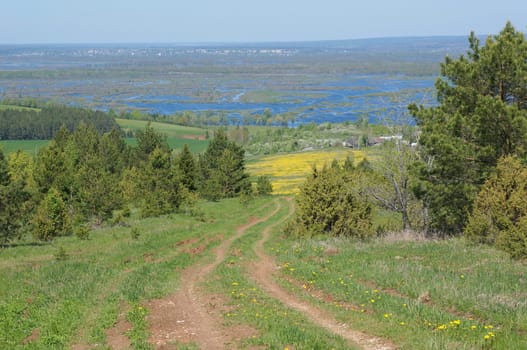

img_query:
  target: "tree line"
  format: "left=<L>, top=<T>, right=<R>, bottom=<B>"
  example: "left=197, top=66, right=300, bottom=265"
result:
left=0, top=104, right=120, bottom=140
left=290, top=22, right=527, bottom=258
left=0, top=123, right=270, bottom=244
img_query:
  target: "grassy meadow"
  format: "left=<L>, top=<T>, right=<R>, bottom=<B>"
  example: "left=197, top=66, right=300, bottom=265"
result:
left=1, top=195, right=525, bottom=349
left=117, top=118, right=210, bottom=154
left=0, top=140, right=50, bottom=157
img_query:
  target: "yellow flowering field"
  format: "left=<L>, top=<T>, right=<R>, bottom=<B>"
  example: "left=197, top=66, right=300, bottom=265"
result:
left=247, top=149, right=365, bottom=194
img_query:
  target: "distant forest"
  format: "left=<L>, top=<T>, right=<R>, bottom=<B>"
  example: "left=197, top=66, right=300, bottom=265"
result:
left=0, top=104, right=119, bottom=140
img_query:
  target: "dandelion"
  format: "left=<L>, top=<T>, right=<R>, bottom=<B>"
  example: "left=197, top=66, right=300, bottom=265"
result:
left=470, top=325, right=477, bottom=330
left=232, top=282, right=238, bottom=286
left=484, top=325, right=494, bottom=329
left=370, top=299, right=375, bottom=303
left=484, top=332, right=495, bottom=340
left=449, top=320, right=461, bottom=327
left=400, top=322, right=406, bottom=326
left=436, top=324, right=448, bottom=330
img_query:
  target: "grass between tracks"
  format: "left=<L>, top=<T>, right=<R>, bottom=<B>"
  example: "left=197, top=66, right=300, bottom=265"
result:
left=0, top=197, right=270, bottom=350
left=2, top=195, right=526, bottom=349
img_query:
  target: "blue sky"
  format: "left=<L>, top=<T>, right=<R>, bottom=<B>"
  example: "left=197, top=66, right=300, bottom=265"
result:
left=2, top=0, right=526, bottom=44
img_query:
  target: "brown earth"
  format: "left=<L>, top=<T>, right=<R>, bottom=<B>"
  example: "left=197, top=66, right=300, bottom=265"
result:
left=146, top=202, right=281, bottom=349
left=248, top=198, right=396, bottom=350
left=146, top=198, right=397, bottom=349
left=106, top=305, right=133, bottom=350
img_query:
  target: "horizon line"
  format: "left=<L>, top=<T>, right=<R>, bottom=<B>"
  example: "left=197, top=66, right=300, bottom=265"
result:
left=0, top=34, right=478, bottom=47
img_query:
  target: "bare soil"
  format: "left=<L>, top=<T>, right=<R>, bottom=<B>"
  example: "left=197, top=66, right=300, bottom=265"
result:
left=248, top=198, right=396, bottom=350
left=146, top=198, right=397, bottom=349
left=147, top=204, right=280, bottom=349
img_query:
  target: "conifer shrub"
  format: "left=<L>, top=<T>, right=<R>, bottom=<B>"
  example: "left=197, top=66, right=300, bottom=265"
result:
left=32, top=188, right=70, bottom=241
left=465, top=156, right=527, bottom=258
left=287, top=164, right=374, bottom=238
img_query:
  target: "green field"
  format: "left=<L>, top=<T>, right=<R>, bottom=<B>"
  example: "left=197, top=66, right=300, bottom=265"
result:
left=0, top=140, right=49, bottom=156
left=116, top=118, right=207, bottom=137
left=1, top=196, right=525, bottom=349
left=0, top=120, right=210, bottom=155
left=117, top=118, right=210, bottom=153
left=0, top=104, right=41, bottom=112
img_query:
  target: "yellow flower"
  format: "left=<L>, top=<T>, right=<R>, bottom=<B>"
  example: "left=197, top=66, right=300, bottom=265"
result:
left=436, top=324, right=448, bottom=330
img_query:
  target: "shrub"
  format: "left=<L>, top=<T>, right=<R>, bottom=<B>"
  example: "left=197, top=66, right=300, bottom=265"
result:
left=465, top=156, right=527, bottom=258
left=33, top=188, right=70, bottom=241
left=287, top=164, right=374, bottom=238
left=256, top=175, right=273, bottom=196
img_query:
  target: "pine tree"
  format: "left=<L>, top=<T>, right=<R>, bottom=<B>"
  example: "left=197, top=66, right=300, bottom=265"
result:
left=177, top=144, right=198, bottom=191
left=410, top=22, right=527, bottom=234
left=33, top=188, right=70, bottom=241
left=198, top=129, right=250, bottom=200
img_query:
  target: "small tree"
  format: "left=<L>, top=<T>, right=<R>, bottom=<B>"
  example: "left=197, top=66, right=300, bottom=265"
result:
left=33, top=188, right=70, bottom=241
left=288, top=164, right=373, bottom=238
left=198, top=129, right=250, bottom=200
left=177, top=144, right=198, bottom=191
left=256, top=176, right=273, bottom=196
left=465, top=156, right=527, bottom=258
left=0, top=148, right=31, bottom=244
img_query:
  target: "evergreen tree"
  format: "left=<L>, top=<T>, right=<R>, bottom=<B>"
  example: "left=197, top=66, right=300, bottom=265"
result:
left=198, top=129, right=250, bottom=200
left=135, top=122, right=169, bottom=161
left=0, top=148, right=31, bottom=243
left=410, top=22, right=527, bottom=234
left=139, top=147, right=183, bottom=217
left=465, top=156, right=527, bottom=258
left=177, top=144, right=198, bottom=191
left=32, top=188, right=70, bottom=241
left=288, top=164, right=374, bottom=238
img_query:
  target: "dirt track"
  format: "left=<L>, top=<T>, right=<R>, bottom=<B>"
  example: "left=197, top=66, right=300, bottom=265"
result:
left=143, top=198, right=395, bottom=349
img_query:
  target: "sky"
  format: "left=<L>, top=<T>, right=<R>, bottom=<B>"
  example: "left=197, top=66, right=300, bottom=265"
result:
left=1, top=0, right=527, bottom=44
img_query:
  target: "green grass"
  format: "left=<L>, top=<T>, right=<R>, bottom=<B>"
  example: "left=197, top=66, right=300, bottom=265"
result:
left=116, top=118, right=206, bottom=137
left=207, top=197, right=357, bottom=349
left=118, top=118, right=210, bottom=153
left=0, top=104, right=41, bottom=112
left=268, top=233, right=527, bottom=349
left=0, top=140, right=49, bottom=156
left=3, top=195, right=526, bottom=349
left=0, top=197, right=271, bottom=349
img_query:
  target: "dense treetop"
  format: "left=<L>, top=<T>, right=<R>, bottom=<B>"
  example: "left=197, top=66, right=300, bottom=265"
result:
left=410, top=22, right=527, bottom=235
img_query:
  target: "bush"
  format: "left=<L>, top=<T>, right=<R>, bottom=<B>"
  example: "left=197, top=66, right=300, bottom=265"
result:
left=465, top=156, right=527, bottom=258
left=287, top=164, right=374, bottom=238
left=256, top=175, right=273, bottom=196
left=33, top=188, right=70, bottom=241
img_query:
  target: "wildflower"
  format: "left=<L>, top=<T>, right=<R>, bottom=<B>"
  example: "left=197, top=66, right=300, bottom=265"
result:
left=449, top=320, right=461, bottom=327
left=370, top=299, right=375, bottom=303
left=232, top=282, right=238, bottom=286
left=400, top=322, right=406, bottom=326
left=484, top=325, right=494, bottom=329
left=470, top=325, right=477, bottom=330
left=436, top=324, right=448, bottom=330
left=484, top=332, right=495, bottom=340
